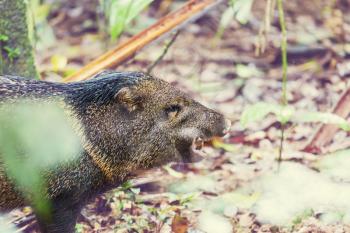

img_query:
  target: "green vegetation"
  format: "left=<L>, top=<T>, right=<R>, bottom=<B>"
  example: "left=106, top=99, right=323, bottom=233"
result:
left=100, top=0, right=154, bottom=41
left=0, top=101, right=80, bottom=217
left=241, top=102, right=350, bottom=131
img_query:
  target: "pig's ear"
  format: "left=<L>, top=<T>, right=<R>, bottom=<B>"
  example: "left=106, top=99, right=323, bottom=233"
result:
left=114, top=87, right=142, bottom=112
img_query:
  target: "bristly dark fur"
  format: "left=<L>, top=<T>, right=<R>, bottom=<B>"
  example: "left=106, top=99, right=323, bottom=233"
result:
left=0, top=71, right=148, bottom=108
left=0, top=70, right=227, bottom=233
left=64, top=71, right=149, bottom=108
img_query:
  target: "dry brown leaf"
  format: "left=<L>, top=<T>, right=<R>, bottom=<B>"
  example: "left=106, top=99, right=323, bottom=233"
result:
left=171, top=213, right=189, bottom=233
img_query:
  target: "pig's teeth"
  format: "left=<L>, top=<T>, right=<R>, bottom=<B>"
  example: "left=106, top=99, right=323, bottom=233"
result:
left=194, top=137, right=204, bottom=150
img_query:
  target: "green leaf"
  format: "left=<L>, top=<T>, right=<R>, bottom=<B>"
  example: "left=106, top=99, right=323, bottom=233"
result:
left=0, top=34, right=9, bottom=42
left=164, top=165, right=184, bottom=178
left=241, top=102, right=275, bottom=127
left=293, top=111, right=350, bottom=131
left=291, top=209, right=314, bottom=226
left=241, top=102, right=350, bottom=131
left=3, top=46, right=20, bottom=61
left=105, top=0, right=154, bottom=41
left=236, top=64, right=263, bottom=79
left=50, top=54, right=68, bottom=72
left=216, top=7, right=235, bottom=38
left=179, top=193, right=199, bottom=205
left=231, top=0, right=254, bottom=24
left=276, top=105, right=294, bottom=124
left=241, top=102, right=294, bottom=127
left=75, top=223, right=85, bottom=233
left=216, top=0, right=254, bottom=37
left=130, top=188, right=140, bottom=195
left=168, top=176, right=216, bottom=194
left=120, top=181, right=133, bottom=190
left=212, top=138, right=236, bottom=152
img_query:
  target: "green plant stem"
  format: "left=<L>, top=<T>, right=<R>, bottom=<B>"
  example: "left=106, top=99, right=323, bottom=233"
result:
left=278, top=123, right=285, bottom=168
left=278, top=0, right=288, bottom=106
left=147, top=30, right=180, bottom=74
left=277, top=0, right=288, bottom=167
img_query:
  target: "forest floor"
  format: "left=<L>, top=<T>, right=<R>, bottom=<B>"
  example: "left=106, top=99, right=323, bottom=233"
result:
left=10, top=0, right=350, bottom=232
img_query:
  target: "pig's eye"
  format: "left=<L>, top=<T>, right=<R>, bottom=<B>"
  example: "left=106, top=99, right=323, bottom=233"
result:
left=165, top=104, right=182, bottom=118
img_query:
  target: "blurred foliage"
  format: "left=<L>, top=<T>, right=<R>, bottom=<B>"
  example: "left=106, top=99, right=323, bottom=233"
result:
left=229, top=0, right=254, bottom=24
left=193, top=192, right=259, bottom=214
left=212, top=138, right=236, bottom=152
left=168, top=175, right=216, bottom=194
left=0, top=101, right=80, bottom=217
left=217, top=0, right=254, bottom=38
left=75, top=223, right=85, bottom=233
left=241, top=102, right=350, bottom=131
left=50, top=54, right=68, bottom=72
left=0, top=37, right=16, bottom=64
left=28, top=0, right=156, bottom=45
left=197, top=210, right=232, bottom=233
left=3, top=46, right=20, bottom=63
left=28, top=0, right=56, bottom=50
left=291, top=209, right=314, bottom=226
left=100, top=0, right=154, bottom=41
left=235, top=63, right=263, bottom=79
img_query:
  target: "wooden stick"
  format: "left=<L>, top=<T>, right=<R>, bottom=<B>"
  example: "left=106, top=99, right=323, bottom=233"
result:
left=64, top=0, right=223, bottom=83
left=303, top=87, right=350, bottom=154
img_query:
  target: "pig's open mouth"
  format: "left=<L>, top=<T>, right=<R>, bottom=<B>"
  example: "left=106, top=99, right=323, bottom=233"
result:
left=177, top=136, right=211, bottom=163
left=176, top=119, right=230, bottom=163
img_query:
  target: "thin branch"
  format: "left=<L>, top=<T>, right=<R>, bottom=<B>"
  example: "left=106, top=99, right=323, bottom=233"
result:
left=147, top=30, right=180, bottom=74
